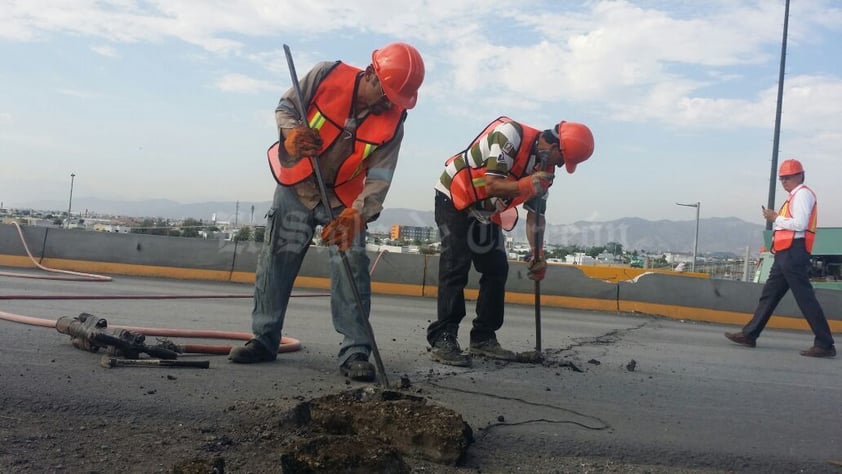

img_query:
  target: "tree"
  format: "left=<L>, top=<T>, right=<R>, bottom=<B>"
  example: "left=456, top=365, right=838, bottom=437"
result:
left=606, top=241, right=623, bottom=256
left=181, top=218, right=203, bottom=238
left=132, top=218, right=156, bottom=234
left=235, top=226, right=252, bottom=242
left=149, top=219, right=170, bottom=236
left=586, top=246, right=606, bottom=259
left=253, top=226, right=265, bottom=243
left=652, top=254, right=669, bottom=268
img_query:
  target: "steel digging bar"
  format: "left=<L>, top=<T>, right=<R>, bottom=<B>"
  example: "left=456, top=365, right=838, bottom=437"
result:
left=515, top=216, right=545, bottom=363
left=531, top=210, right=546, bottom=357
left=534, top=283, right=542, bottom=354
left=282, top=44, right=389, bottom=387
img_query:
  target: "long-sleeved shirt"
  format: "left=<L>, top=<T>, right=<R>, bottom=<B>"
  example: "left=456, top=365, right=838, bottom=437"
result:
left=274, top=61, right=404, bottom=222
left=774, top=183, right=816, bottom=239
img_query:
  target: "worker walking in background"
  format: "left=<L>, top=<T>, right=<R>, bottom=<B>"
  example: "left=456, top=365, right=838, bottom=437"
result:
left=726, top=159, right=835, bottom=358
left=428, top=117, right=594, bottom=366
left=228, top=43, right=425, bottom=381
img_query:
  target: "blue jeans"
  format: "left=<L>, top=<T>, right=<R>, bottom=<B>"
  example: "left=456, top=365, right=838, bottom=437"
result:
left=251, top=185, right=372, bottom=365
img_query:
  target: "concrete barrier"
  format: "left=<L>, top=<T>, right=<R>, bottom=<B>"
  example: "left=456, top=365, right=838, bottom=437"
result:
left=618, top=272, right=842, bottom=331
left=1, top=223, right=840, bottom=332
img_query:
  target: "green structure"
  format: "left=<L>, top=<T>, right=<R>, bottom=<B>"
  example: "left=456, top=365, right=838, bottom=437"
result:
left=756, top=227, right=842, bottom=290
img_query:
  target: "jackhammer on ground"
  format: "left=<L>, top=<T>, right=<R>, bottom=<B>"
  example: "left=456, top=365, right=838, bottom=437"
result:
left=56, top=312, right=180, bottom=360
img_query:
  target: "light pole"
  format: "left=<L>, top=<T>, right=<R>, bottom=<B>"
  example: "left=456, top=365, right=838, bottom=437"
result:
left=68, top=173, right=76, bottom=218
left=676, top=202, right=700, bottom=272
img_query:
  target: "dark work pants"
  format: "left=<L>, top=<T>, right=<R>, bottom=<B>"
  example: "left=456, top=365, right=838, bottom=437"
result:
left=427, top=192, right=508, bottom=345
left=743, top=239, right=835, bottom=349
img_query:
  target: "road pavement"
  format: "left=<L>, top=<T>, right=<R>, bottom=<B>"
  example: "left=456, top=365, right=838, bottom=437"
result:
left=1, top=270, right=840, bottom=472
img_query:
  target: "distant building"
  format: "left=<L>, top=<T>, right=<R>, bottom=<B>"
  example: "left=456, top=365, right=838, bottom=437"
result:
left=565, top=252, right=595, bottom=265
left=390, top=224, right=436, bottom=242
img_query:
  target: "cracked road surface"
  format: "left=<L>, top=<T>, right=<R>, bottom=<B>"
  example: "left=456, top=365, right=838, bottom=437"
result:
left=1, top=272, right=840, bottom=472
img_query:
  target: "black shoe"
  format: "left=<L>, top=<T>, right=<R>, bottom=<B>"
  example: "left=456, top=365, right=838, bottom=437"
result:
left=725, top=332, right=756, bottom=348
left=228, top=339, right=276, bottom=363
left=431, top=332, right=471, bottom=367
left=469, top=338, right=517, bottom=361
left=340, top=353, right=376, bottom=382
left=800, top=346, right=836, bottom=358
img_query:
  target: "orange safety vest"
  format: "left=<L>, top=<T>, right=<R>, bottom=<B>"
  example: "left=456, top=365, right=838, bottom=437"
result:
left=772, top=185, right=818, bottom=253
left=447, top=116, right=542, bottom=216
left=267, top=62, right=406, bottom=207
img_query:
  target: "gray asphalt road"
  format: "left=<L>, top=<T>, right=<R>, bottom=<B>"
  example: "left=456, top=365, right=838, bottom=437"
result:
left=1, top=270, right=840, bottom=472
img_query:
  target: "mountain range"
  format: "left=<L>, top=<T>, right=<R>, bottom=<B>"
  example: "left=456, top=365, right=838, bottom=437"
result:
left=371, top=210, right=764, bottom=256
left=14, top=197, right=765, bottom=255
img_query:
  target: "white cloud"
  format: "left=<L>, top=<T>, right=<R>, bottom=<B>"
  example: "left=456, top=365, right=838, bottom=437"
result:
left=214, top=73, right=277, bottom=93
left=3, top=0, right=842, bottom=224
left=56, top=88, right=104, bottom=99
left=91, top=44, right=120, bottom=58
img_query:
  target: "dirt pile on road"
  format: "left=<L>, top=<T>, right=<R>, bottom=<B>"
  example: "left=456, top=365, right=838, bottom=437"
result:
left=169, top=386, right=473, bottom=473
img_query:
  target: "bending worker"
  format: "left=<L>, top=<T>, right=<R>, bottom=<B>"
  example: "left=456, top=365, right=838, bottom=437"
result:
left=428, top=116, right=595, bottom=366
left=229, top=43, right=425, bottom=381
left=726, top=159, right=835, bottom=358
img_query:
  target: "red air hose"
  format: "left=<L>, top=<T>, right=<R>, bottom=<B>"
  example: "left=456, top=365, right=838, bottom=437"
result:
left=0, top=310, right=301, bottom=354
left=1, top=222, right=112, bottom=281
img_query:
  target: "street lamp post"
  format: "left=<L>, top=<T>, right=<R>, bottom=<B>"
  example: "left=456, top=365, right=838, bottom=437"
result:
left=676, top=202, right=700, bottom=272
left=68, top=173, right=76, bottom=219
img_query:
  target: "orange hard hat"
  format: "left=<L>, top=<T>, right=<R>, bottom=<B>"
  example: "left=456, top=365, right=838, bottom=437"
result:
left=371, top=42, right=425, bottom=110
left=556, top=121, right=595, bottom=174
left=778, top=158, right=804, bottom=176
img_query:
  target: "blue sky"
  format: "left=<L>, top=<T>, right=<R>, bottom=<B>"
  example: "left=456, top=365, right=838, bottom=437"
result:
left=2, top=0, right=841, bottom=226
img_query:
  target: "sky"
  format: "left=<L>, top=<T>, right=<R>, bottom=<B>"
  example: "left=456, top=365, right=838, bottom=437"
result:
left=2, top=0, right=841, bottom=226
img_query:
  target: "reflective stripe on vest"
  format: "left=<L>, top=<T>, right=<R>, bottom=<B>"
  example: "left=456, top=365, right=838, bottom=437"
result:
left=267, top=62, right=405, bottom=207
left=446, top=116, right=541, bottom=212
left=772, top=185, right=817, bottom=253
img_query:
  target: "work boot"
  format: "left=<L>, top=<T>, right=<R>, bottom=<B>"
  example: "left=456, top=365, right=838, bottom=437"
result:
left=470, top=338, right=517, bottom=361
left=339, top=353, right=376, bottom=382
left=228, top=339, right=276, bottom=363
left=431, top=332, right=471, bottom=367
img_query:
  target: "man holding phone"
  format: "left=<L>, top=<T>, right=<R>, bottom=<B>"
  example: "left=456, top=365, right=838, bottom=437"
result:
left=726, top=159, right=835, bottom=357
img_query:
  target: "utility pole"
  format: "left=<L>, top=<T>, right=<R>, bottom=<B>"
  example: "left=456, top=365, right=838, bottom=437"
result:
left=767, top=0, right=790, bottom=230
left=68, top=173, right=76, bottom=218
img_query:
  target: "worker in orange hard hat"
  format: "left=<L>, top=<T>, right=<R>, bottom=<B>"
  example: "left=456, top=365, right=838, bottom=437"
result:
left=230, top=43, right=426, bottom=382
left=726, top=158, right=835, bottom=358
left=371, top=42, right=425, bottom=110
left=428, top=116, right=595, bottom=367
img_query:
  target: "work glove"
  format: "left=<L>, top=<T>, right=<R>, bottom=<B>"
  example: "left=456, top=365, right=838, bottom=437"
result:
left=321, top=208, right=365, bottom=251
left=283, top=126, right=323, bottom=159
left=517, top=171, right=554, bottom=200
left=527, top=251, right=547, bottom=281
